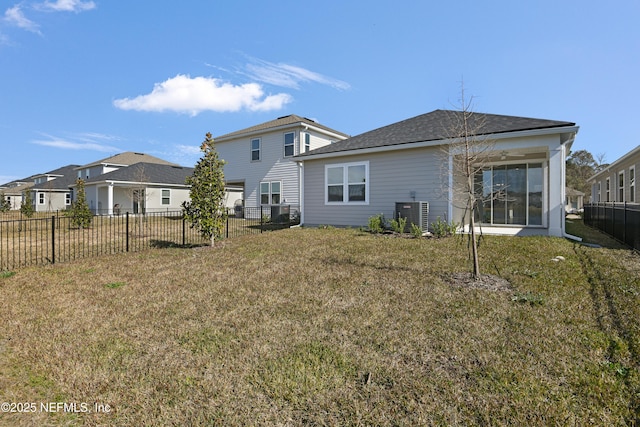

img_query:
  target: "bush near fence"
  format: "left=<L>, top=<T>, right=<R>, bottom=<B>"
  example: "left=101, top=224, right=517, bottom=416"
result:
left=0, top=206, right=297, bottom=270
left=583, top=202, right=640, bottom=250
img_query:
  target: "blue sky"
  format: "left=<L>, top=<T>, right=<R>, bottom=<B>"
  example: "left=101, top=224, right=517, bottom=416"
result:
left=1, top=0, right=638, bottom=184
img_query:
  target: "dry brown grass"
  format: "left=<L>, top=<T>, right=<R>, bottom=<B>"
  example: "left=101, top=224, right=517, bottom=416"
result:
left=0, top=226, right=639, bottom=425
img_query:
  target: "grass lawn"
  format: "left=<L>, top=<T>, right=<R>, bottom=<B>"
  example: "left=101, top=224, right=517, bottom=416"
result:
left=0, top=221, right=639, bottom=425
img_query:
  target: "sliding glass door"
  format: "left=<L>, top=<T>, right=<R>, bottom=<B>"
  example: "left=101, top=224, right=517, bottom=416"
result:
left=475, top=163, right=543, bottom=226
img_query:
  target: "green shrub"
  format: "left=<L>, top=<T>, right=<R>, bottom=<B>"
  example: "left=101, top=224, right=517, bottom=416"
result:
left=389, top=216, right=407, bottom=234
left=432, top=216, right=458, bottom=238
left=410, top=223, right=423, bottom=238
left=367, top=213, right=386, bottom=234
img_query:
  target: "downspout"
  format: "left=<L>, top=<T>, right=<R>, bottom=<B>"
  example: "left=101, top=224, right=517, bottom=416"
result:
left=448, top=148, right=454, bottom=227
left=295, top=160, right=304, bottom=227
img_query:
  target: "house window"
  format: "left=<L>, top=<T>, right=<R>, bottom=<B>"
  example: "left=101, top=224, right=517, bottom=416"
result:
left=251, top=138, right=261, bottom=161
left=38, top=193, right=45, bottom=205
left=619, top=171, right=625, bottom=202
left=260, top=181, right=281, bottom=205
left=606, top=178, right=610, bottom=202
left=284, top=132, right=295, bottom=157
left=161, top=189, right=170, bottom=205
left=597, top=182, right=601, bottom=202
left=630, top=166, right=635, bottom=203
left=325, top=161, right=369, bottom=204
left=304, top=133, right=310, bottom=152
left=65, top=193, right=71, bottom=205
left=475, top=163, right=542, bottom=226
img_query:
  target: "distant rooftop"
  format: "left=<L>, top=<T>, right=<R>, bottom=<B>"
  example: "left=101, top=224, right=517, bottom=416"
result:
left=215, top=114, right=349, bottom=141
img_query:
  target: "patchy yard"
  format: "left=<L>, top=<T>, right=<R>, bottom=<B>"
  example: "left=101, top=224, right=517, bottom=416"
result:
left=0, top=226, right=639, bottom=425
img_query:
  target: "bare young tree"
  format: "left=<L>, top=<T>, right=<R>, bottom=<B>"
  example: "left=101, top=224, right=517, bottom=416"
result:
left=441, top=87, right=495, bottom=280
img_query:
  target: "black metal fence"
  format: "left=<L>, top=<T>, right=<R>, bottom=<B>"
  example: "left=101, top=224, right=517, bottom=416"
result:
left=0, top=206, right=296, bottom=270
left=583, top=203, right=640, bottom=250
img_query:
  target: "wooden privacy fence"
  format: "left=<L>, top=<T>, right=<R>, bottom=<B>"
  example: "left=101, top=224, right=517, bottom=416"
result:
left=0, top=207, right=296, bottom=270
left=583, top=202, right=640, bottom=250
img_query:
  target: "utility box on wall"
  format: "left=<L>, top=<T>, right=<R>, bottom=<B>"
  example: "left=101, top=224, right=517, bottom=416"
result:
left=395, top=202, right=429, bottom=232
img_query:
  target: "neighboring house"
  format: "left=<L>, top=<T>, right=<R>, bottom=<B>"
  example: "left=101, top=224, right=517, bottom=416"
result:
left=75, top=151, right=177, bottom=181
left=31, top=165, right=80, bottom=212
left=215, top=114, right=349, bottom=216
left=80, top=162, right=194, bottom=215
left=0, top=178, right=35, bottom=210
left=295, top=109, right=579, bottom=237
left=74, top=152, right=181, bottom=215
left=588, top=145, right=638, bottom=204
left=565, top=187, right=585, bottom=213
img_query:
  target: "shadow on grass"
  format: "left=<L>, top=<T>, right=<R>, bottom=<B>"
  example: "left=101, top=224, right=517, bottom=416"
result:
left=566, top=218, right=629, bottom=250
left=322, top=255, right=416, bottom=273
left=149, top=240, right=209, bottom=249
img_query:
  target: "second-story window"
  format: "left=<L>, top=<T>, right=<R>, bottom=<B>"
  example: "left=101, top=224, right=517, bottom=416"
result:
left=304, top=133, right=310, bottom=152
left=284, top=132, right=295, bottom=157
left=251, top=138, right=261, bottom=161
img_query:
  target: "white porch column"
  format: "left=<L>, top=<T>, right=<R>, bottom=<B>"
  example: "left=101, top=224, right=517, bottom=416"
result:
left=107, top=183, right=114, bottom=216
left=548, top=144, right=565, bottom=237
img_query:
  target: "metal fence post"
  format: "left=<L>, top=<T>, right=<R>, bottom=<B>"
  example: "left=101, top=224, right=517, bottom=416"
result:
left=51, top=215, right=55, bottom=264
left=126, top=212, right=130, bottom=252
left=182, top=215, right=186, bottom=247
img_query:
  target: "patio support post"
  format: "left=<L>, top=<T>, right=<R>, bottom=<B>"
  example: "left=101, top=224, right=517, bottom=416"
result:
left=548, top=145, right=564, bottom=237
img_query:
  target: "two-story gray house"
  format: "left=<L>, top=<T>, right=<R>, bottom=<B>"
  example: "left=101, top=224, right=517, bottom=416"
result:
left=214, top=115, right=349, bottom=217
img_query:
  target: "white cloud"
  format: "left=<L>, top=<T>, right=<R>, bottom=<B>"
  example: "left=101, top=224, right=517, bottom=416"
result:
left=40, top=0, right=95, bottom=12
left=244, top=58, right=351, bottom=91
left=4, top=5, right=41, bottom=34
left=113, top=74, right=292, bottom=115
left=176, top=144, right=202, bottom=156
left=32, top=133, right=119, bottom=152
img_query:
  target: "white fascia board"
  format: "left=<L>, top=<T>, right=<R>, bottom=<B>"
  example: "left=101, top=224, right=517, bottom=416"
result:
left=90, top=180, right=190, bottom=188
left=298, top=126, right=580, bottom=162
left=216, top=122, right=347, bottom=143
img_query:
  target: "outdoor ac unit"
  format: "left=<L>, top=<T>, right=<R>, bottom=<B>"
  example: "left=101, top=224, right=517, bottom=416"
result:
left=395, top=201, right=429, bottom=232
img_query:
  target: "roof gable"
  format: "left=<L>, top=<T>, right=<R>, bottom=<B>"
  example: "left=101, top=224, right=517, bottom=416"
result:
left=216, top=114, right=349, bottom=141
left=297, top=110, right=576, bottom=158
left=32, top=164, right=81, bottom=190
left=84, top=162, right=194, bottom=185
left=78, top=152, right=178, bottom=169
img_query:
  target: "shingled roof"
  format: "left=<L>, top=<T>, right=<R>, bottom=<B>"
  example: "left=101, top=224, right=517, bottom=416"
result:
left=32, top=164, right=80, bottom=190
left=84, top=162, right=194, bottom=185
left=78, top=152, right=178, bottom=169
left=215, top=114, right=349, bottom=141
left=296, top=110, right=576, bottom=158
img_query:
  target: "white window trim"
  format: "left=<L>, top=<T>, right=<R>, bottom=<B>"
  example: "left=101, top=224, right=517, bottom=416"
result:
left=65, top=193, right=71, bottom=205
left=260, top=181, right=282, bottom=205
left=618, top=170, right=625, bottom=202
left=630, top=166, right=636, bottom=203
left=606, top=177, right=610, bottom=202
left=324, top=161, right=370, bottom=205
left=161, top=189, right=170, bottom=205
left=284, top=132, right=295, bottom=158
left=38, top=193, right=45, bottom=205
left=251, top=138, right=261, bottom=162
left=304, top=133, right=310, bottom=152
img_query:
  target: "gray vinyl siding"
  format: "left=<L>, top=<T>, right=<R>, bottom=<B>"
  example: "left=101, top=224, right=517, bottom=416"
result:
left=590, top=151, right=640, bottom=203
left=218, top=128, right=338, bottom=208
left=303, top=146, right=449, bottom=228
